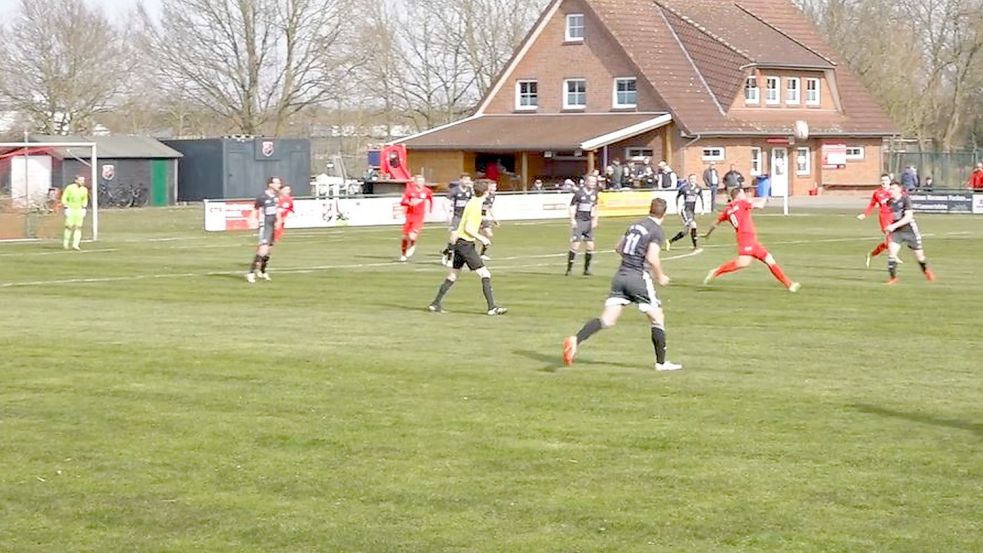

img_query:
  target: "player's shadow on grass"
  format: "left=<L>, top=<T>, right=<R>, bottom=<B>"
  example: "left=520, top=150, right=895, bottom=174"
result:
left=851, top=403, right=982, bottom=438
left=512, top=349, right=640, bottom=372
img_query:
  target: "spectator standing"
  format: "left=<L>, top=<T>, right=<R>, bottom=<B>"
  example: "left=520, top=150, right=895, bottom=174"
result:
left=968, top=162, right=983, bottom=190
left=900, top=165, right=919, bottom=192
left=531, top=179, right=545, bottom=193
left=611, top=159, right=624, bottom=190
left=923, top=176, right=934, bottom=190
left=723, top=164, right=745, bottom=192
left=703, top=162, right=720, bottom=211
left=657, top=161, right=677, bottom=189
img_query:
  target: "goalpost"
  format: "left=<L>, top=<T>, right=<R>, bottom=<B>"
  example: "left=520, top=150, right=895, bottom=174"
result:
left=0, top=141, right=99, bottom=242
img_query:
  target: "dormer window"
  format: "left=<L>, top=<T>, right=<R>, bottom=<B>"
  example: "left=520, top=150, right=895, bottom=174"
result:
left=786, top=78, right=800, bottom=105
left=806, top=78, right=821, bottom=106
left=744, top=76, right=759, bottom=104
left=765, top=77, right=780, bottom=105
left=565, top=14, right=585, bottom=42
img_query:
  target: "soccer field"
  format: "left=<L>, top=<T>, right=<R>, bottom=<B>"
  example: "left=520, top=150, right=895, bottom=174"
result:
left=1, top=207, right=981, bottom=552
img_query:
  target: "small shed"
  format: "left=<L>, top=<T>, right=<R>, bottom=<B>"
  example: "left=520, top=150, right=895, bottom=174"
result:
left=161, top=137, right=311, bottom=201
left=31, top=134, right=182, bottom=206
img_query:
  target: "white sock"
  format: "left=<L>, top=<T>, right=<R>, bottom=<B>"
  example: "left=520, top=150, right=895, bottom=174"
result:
left=72, top=229, right=82, bottom=248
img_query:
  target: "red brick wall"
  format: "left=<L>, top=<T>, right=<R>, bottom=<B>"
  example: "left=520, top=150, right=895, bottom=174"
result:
left=676, top=137, right=884, bottom=195
left=483, top=0, right=667, bottom=114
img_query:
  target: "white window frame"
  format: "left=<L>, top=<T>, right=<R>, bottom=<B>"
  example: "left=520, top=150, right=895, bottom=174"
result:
left=612, top=77, right=637, bottom=108
left=786, top=77, right=801, bottom=105
left=744, top=76, right=759, bottom=104
left=806, top=78, right=821, bottom=106
left=765, top=77, right=780, bottom=105
left=701, top=147, right=725, bottom=162
left=563, top=79, right=587, bottom=110
left=750, top=147, right=763, bottom=176
left=565, top=13, right=585, bottom=42
left=515, top=80, right=538, bottom=111
left=625, top=147, right=654, bottom=160
left=796, top=147, right=811, bottom=175
left=845, top=147, right=865, bottom=161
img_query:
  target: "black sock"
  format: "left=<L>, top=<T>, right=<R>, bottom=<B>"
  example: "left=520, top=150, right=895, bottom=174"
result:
left=260, top=255, right=270, bottom=272
left=567, top=251, right=576, bottom=272
left=481, top=243, right=488, bottom=256
left=919, top=260, right=928, bottom=273
left=433, top=279, right=454, bottom=305
left=690, top=228, right=699, bottom=248
left=250, top=255, right=262, bottom=272
left=888, top=259, right=898, bottom=278
left=670, top=231, right=686, bottom=243
left=576, top=318, right=604, bottom=344
left=651, top=325, right=667, bottom=364
left=585, top=252, right=593, bottom=271
left=481, top=277, right=495, bottom=310
left=444, top=242, right=453, bottom=255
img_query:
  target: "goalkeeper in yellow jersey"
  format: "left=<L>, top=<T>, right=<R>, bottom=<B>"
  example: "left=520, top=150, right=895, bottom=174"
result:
left=61, top=176, right=89, bottom=250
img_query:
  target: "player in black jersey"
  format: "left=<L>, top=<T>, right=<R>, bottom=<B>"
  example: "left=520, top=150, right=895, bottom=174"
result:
left=667, top=173, right=704, bottom=251
left=442, top=174, right=473, bottom=266
left=567, top=175, right=600, bottom=276
left=246, top=177, right=282, bottom=283
left=478, top=180, right=498, bottom=260
left=563, top=198, right=683, bottom=371
left=884, top=181, right=935, bottom=285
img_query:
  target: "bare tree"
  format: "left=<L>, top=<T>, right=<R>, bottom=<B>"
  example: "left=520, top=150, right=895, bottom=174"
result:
left=358, top=0, right=544, bottom=133
left=138, top=0, right=359, bottom=136
left=0, top=0, right=134, bottom=134
left=795, top=0, right=983, bottom=150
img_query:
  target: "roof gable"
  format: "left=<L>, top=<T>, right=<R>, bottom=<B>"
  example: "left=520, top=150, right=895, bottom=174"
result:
left=662, top=9, right=748, bottom=111
left=29, top=134, right=183, bottom=159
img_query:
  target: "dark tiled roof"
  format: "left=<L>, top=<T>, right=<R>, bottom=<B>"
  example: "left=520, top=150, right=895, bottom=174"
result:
left=399, top=113, right=668, bottom=151
left=588, top=0, right=897, bottom=136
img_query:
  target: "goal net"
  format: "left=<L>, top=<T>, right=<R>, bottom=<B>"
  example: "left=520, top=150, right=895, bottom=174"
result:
left=0, top=141, right=99, bottom=242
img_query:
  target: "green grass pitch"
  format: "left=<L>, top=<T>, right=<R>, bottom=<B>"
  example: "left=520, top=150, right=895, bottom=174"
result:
left=1, top=207, right=981, bottom=552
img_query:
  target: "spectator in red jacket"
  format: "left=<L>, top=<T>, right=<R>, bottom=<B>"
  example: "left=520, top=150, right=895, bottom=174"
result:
left=969, top=162, right=983, bottom=190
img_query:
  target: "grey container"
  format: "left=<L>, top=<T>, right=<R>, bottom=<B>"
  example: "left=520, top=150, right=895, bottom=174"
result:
left=162, top=138, right=311, bottom=201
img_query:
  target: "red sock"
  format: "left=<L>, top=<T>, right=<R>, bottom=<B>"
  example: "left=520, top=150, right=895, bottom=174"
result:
left=401, top=238, right=408, bottom=255
left=870, top=241, right=888, bottom=257
left=766, top=262, right=793, bottom=288
left=713, top=259, right=743, bottom=278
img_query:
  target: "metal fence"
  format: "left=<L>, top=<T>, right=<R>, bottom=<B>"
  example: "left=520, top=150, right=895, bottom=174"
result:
left=884, top=150, right=981, bottom=188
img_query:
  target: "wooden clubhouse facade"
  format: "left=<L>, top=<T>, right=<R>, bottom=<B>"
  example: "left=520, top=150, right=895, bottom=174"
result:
left=394, top=0, right=898, bottom=195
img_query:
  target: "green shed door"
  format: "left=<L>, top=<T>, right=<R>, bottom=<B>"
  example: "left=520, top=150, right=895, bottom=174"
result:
left=151, top=160, right=169, bottom=206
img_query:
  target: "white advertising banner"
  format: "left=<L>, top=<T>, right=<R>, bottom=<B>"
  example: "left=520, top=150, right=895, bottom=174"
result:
left=974, top=194, right=983, bottom=215
left=203, top=190, right=704, bottom=232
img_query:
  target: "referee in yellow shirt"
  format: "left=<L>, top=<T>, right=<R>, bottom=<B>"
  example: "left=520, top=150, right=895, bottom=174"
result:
left=428, top=180, right=507, bottom=315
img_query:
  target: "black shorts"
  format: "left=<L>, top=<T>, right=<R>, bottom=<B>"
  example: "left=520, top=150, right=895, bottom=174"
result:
left=891, top=227, right=923, bottom=250
left=571, top=219, right=594, bottom=242
left=452, top=239, right=485, bottom=271
left=680, top=208, right=696, bottom=227
left=258, top=223, right=276, bottom=246
left=606, top=271, right=660, bottom=312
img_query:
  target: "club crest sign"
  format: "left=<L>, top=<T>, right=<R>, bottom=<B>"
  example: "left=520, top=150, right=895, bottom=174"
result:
left=261, top=140, right=275, bottom=158
left=102, top=164, right=115, bottom=181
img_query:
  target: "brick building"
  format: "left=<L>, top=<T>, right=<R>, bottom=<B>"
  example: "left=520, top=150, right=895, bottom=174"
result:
left=395, top=0, right=898, bottom=195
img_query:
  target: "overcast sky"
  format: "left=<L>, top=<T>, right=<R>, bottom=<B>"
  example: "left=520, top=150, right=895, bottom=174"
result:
left=0, top=0, right=159, bottom=18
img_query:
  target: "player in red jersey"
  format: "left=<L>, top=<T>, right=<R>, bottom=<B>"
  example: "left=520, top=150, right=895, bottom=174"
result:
left=400, top=175, right=433, bottom=262
left=274, top=185, right=295, bottom=243
left=702, top=187, right=801, bottom=292
left=857, top=174, right=895, bottom=268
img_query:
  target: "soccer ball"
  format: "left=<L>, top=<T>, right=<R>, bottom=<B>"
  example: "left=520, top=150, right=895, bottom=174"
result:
left=794, top=120, right=810, bottom=140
